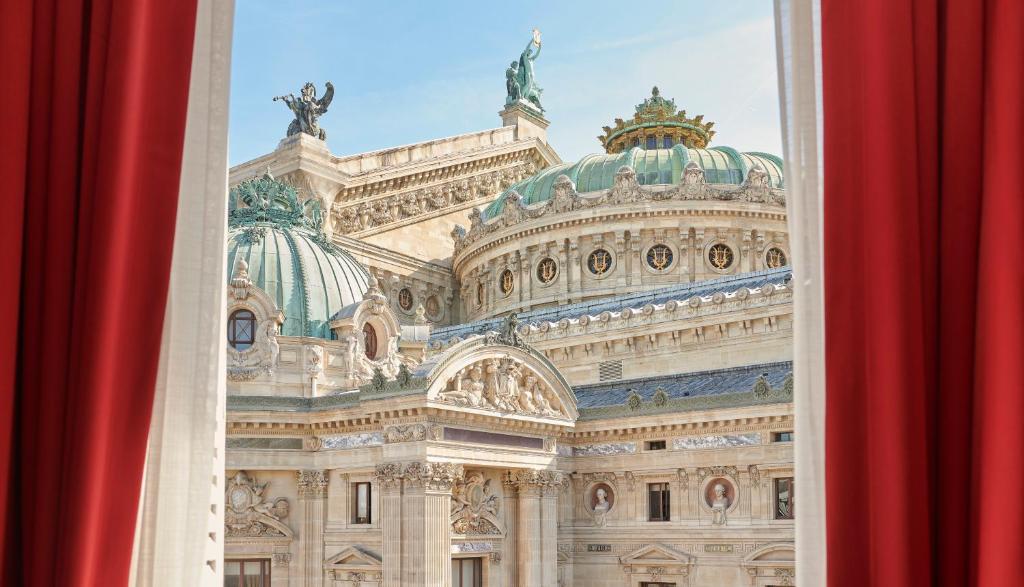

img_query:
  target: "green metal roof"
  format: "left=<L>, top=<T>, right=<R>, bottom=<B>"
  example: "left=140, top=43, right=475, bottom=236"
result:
left=227, top=172, right=370, bottom=339
left=483, top=146, right=783, bottom=219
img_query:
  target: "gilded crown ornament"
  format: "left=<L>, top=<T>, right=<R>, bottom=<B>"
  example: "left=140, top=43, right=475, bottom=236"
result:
left=598, top=86, right=716, bottom=153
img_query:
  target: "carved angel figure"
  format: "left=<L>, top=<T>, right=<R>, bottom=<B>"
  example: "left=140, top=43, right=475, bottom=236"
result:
left=273, top=81, right=334, bottom=140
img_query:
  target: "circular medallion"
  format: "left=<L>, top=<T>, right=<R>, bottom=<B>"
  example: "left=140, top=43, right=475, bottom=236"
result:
left=646, top=244, right=674, bottom=271
left=587, top=248, right=614, bottom=276
left=397, top=287, right=414, bottom=311
left=589, top=483, right=615, bottom=513
left=766, top=247, right=788, bottom=269
left=704, top=477, right=736, bottom=509
left=536, top=258, right=558, bottom=284
left=425, top=295, right=441, bottom=320
left=708, top=243, right=734, bottom=270
left=500, top=269, right=515, bottom=295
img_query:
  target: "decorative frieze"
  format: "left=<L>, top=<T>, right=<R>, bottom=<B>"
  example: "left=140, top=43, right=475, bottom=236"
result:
left=373, top=461, right=464, bottom=492
left=435, top=355, right=567, bottom=419
left=454, top=164, right=786, bottom=254
left=333, top=160, right=538, bottom=236
left=504, top=469, right=566, bottom=494
left=320, top=431, right=384, bottom=449
left=383, top=423, right=442, bottom=444
left=673, top=433, right=761, bottom=450
left=571, top=442, right=637, bottom=457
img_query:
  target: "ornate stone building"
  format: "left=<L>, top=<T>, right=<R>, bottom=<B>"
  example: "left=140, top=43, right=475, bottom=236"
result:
left=224, top=75, right=794, bottom=587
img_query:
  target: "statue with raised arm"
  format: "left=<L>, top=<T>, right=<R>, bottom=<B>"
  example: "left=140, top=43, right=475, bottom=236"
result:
left=273, top=81, right=335, bottom=140
left=508, top=29, right=543, bottom=112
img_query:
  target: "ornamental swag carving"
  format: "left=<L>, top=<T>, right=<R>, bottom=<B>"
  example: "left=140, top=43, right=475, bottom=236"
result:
left=436, top=356, right=567, bottom=418
left=451, top=472, right=503, bottom=535
left=225, top=471, right=291, bottom=538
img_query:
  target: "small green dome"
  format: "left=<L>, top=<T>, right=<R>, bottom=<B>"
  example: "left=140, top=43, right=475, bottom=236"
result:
left=227, top=172, right=370, bottom=339
left=483, top=146, right=783, bottom=220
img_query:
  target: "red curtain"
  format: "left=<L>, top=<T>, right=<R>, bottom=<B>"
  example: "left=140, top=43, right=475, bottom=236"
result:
left=823, top=0, right=1022, bottom=585
left=0, top=0, right=198, bottom=584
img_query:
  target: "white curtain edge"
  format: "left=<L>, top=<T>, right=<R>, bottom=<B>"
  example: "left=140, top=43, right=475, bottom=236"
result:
left=130, top=0, right=235, bottom=584
left=773, top=1, right=826, bottom=586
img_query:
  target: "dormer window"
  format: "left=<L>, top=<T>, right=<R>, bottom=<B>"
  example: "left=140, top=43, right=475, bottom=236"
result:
left=228, top=309, right=257, bottom=350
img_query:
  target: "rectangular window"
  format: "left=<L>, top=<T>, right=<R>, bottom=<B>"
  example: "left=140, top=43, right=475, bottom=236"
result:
left=646, top=440, right=667, bottom=451
left=648, top=482, right=671, bottom=521
left=775, top=477, right=794, bottom=519
left=773, top=431, right=794, bottom=442
left=352, top=481, right=371, bottom=524
left=646, top=136, right=658, bottom=149
left=662, top=136, right=674, bottom=148
left=451, top=557, right=483, bottom=587
left=224, top=559, right=270, bottom=587
left=598, top=360, right=622, bottom=382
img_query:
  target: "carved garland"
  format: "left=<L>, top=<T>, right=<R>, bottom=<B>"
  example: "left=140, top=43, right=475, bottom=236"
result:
left=332, top=160, right=539, bottom=236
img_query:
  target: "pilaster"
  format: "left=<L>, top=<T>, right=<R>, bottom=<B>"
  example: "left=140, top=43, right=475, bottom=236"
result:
left=506, top=470, right=564, bottom=587
left=296, top=470, right=328, bottom=587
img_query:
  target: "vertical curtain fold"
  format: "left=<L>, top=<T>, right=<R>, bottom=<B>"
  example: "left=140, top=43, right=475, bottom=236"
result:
left=0, top=0, right=198, bottom=584
left=822, top=0, right=1023, bottom=585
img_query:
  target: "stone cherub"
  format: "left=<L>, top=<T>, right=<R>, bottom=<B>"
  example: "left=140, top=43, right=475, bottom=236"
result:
left=274, top=81, right=335, bottom=140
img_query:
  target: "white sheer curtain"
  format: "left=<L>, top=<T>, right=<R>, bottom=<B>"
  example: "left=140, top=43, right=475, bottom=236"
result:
left=129, top=0, right=235, bottom=584
left=773, top=1, right=825, bottom=586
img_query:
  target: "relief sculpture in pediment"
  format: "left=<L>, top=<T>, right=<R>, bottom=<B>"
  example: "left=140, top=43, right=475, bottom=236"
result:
left=437, top=356, right=566, bottom=418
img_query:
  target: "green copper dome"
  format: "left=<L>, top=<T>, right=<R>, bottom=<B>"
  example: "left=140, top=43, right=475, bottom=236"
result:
left=483, top=146, right=783, bottom=220
left=227, top=172, right=370, bottom=339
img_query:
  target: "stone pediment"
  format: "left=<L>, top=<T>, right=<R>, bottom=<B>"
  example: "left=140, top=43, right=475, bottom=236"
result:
left=324, top=545, right=383, bottom=570
left=620, top=543, right=695, bottom=565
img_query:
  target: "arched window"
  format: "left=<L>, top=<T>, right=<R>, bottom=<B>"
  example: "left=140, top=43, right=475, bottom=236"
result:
left=362, top=323, right=378, bottom=359
left=227, top=309, right=257, bottom=350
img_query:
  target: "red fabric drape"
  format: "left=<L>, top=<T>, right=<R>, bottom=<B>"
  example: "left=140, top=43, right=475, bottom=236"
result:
left=823, top=0, right=1023, bottom=585
left=0, top=0, right=198, bottom=584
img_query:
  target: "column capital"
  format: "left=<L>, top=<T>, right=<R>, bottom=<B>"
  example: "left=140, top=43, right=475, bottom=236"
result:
left=374, top=461, right=464, bottom=492
left=296, top=469, right=328, bottom=499
left=504, top=469, right=566, bottom=495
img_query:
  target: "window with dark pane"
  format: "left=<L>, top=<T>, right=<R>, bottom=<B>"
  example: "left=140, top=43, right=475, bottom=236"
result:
left=352, top=481, right=371, bottom=524
left=775, top=477, right=794, bottom=519
left=451, top=557, right=483, bottom=587
left=227, top=309, right=257, bottom=350
left=662, top=136, right=674, bottom=148
left=362, top=323, right=378, bottom=359
left=648, top=482, right=671, bottom=521
left=224, top=559, right=270, bottom=587
left=646, top=135, right=658, bottom=149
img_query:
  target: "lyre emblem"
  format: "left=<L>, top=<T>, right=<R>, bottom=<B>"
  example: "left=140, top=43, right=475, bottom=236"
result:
left=500, top=269, right=515, bottom=294
left=588, top=249, right=612, bottom=275
left=647, top=244, right=673, bottom=270
left=766, top=247, right=787, bottom=268
left=537, top=258, right=557, bottom=283
left=708, top=244, right=734, bottom=270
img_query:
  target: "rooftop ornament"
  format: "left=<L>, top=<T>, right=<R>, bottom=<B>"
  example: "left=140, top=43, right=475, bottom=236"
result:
left=228, top=169, right=332, bottom=248
left=598, top=86, right=716, bottom=153
left=505, top=29, right=544, bottom=113
left=273, top=81, right=334, bottom=140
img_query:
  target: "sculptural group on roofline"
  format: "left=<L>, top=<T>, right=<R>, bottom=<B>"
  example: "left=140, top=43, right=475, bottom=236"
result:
left=505, top=29, right=544, bottom=113
left=274, top=81, right=334, bottom=140
left=438, top=356, right=566, bottom=418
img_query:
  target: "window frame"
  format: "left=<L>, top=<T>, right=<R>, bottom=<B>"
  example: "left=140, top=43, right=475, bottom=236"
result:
left=227, top=308, right=257, bottom=350
left=647, top=482, right=672, bottom=522
left=774, top=477, right=794, bottom=520
left=352, top=481, right=372, bottom=525
left=224, top=558, right=271, bottom=587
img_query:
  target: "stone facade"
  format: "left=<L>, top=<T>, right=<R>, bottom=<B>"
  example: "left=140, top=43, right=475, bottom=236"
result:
left=225, top=95, right=793, bottom=586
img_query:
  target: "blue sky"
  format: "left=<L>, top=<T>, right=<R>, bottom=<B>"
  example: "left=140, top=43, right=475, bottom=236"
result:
left=229, top=1, right=782, bottom=166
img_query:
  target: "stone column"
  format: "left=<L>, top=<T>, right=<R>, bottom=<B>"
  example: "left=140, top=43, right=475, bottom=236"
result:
left=296, top=470, right=328, bottom=587
left=507, top=470, right=563, bottom=587
left=377, top=462, right=462, bottom=587
left=374, top=463, right=404, bottom=587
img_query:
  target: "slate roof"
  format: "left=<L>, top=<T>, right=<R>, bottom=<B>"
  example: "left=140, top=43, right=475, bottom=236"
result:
left=429, top=267, right=792, bottom=343
left=573, top=361, right=793, bottom=409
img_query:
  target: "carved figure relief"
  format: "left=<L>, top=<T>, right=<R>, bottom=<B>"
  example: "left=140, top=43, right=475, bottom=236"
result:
left=587, top=482, right=615, bottom=527
left=704, top=477, right=735, bottom=526
left=451, top=472, right=503, bottom=535
left=225, top=471, right=291, bottom=537
left=436, top=356, right=566, bottom=418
